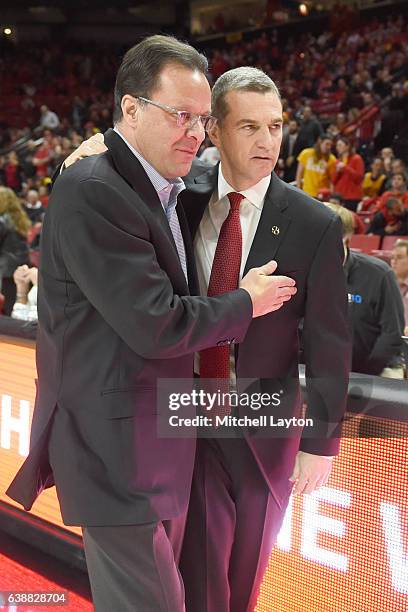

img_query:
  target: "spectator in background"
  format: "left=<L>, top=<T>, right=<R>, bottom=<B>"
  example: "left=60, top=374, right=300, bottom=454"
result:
left=355, top=91, right=380, bottom=158
left=327, top=203, right=405, bottom=378
left=329, top=192, right=365, bottom=234
left=40, top=105, right=60, bottom=131
left=296, top=105, right=324, bottom=152
left=38, top=184, right=50, bottom=208
left=279, top=118, right=302, bottom=183
left=199, top=143, right=220, bottom=165
left=368, top=198, right=408, bottom=237
left=390, top=239, right=408, bottom=336
left=332, top=136, right=364, bottom=211
left=296, top=134, right=336, bottom=198
left=374, top=172, right=408, bottom=212
left=11, top=264, right=38, bottom=321
left=3, top=152, right=24, bottom=194
left=362, top=157, right=386, bottom=198
left=32, top=140, right=52, bottom=180
left=384, top=158, right=408, bottom=190
left=0, top=187, right=31, bottom=315
left=23, top=189, right=44, bottom=224
left=380, top=147, right=394, bottom=176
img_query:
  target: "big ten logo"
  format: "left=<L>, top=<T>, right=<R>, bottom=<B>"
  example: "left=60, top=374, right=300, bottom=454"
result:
left=0, top=394, right=31, bottom=457
left=348, top=293, right=363, bottom=304
left=276, top=487, right=407, bottom=595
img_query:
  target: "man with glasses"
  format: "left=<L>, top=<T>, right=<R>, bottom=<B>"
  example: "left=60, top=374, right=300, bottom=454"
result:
left=61, top=66, right=350, bottom=612
left=6, top=36, right=298, bottom=612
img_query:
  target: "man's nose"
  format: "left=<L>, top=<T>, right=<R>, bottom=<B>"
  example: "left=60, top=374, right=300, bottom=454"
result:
left=185, top=118, right=206, bottom=140
left=256, top=127, right=274, bottom=148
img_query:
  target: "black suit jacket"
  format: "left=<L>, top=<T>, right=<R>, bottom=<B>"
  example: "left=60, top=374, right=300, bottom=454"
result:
left=279, top=132, right=302, bottom=182
left=7, top=130, right=253, bottom=525
left=181, top=161, right=351, bottom=509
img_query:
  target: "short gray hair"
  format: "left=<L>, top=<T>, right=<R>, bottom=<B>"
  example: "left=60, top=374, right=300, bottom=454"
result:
left=211, top=67, right=281, bottom=122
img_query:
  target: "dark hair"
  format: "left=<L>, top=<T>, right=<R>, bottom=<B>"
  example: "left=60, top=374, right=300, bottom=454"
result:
left=336, top=135, right=350, bottom=147
left=386, top=197, right=402, bottom=210
left=392, top=172, right=407, bottom=184
left=336, top=135, right=356, bottom=155
left=313, top=133, right=333, bottom=161
left=113, top=35, right=208, bottom=123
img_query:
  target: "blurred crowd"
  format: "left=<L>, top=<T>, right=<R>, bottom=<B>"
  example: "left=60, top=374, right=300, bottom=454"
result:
left=0, top=10, right=407, bottom=368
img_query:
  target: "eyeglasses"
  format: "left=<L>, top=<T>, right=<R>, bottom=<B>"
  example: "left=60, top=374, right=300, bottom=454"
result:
left=136, top=96, right=214, bottom=132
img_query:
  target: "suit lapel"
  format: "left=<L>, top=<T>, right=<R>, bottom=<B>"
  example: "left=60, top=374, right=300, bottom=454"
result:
left=104, top=129, right=190, bottom=291
left=181, top=163, right=218, bottom=238
left=243, top=174, right=292, bottom=275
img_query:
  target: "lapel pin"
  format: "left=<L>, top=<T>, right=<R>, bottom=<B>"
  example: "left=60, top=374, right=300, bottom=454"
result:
left=271, top=226, right=280, bottom=236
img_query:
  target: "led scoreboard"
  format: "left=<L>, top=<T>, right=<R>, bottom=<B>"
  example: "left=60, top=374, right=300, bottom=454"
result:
left=0, top=335, right=81, bottom=537
left=0, top=334, right=407, bottom=611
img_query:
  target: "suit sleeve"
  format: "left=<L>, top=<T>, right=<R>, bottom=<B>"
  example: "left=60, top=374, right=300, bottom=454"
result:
left=364, top=270, right=404, bottom=374
left=301, top=215, right=351, bottom=455
left=57, top=178, right=253, bottom=359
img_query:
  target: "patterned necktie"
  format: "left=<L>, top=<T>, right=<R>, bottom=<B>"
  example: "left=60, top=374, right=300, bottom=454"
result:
left=200, top=192, right=244, bottom=380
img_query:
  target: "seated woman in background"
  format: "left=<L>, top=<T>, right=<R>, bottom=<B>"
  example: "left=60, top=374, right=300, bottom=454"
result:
left=0, top=187, right=31, bottom=315
left=11, top=264, right=38, bottom=321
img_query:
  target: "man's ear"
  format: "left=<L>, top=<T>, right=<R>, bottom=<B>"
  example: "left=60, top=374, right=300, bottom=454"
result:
left=208, top=118, right=220, bottom=148
left=121, top=95, right=140, bottom=128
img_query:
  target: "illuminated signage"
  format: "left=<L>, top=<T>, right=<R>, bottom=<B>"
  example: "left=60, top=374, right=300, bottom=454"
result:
left=0, top=336, right=81, bottom=536
left=0, top=335, right=407, bottom=610
left=256, top=435, right=408, bottom=612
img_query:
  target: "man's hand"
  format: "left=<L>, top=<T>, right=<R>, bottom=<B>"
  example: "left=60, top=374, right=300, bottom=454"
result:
left=13, top=264, right=31, bottom=292
left=289, top=450, right=334, bottom=495
left=240, top=260, right=297, bottom=318
left=64, top=133, right=107, bottom=168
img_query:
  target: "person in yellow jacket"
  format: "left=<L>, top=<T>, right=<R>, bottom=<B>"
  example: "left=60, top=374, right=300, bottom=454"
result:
left=296, top=134, right=336, bottom=197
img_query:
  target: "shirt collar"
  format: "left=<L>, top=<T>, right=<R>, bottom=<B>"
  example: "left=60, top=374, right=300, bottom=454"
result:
left=217, top=163, right=271, bottom=210
left=113, top=126, right=185, bottom=210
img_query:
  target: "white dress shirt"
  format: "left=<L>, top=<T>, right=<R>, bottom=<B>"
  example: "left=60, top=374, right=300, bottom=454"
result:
left=194, top=164, right=271, bottom=294
left=194, top=165, right=271, bottom=381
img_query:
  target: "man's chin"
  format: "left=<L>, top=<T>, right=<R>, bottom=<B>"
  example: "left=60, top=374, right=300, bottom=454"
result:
left=175, top=161, right=196, bottom=178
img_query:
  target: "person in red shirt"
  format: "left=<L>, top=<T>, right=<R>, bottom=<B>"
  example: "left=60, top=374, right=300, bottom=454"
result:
left=32, top=142, right=52, bottom=179
left=374, top=172, right=408, bottom=213
left=332, top=136, right=365, bottom=211
left=3, top=152, right=24, bottom=194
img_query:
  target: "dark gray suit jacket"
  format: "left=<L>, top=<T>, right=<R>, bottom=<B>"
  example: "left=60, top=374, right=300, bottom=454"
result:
left=181, top=161, right=351, bottom=509
left=6, top=130, right=253, bottom=525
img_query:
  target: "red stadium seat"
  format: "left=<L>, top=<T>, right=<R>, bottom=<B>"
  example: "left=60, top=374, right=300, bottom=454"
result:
left=349, top=235, right=381, bottom=253
left=381, top=235, right=408, bottom=250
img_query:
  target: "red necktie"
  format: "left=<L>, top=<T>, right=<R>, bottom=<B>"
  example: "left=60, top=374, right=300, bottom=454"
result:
left=200, top=192, right=244, bottom=380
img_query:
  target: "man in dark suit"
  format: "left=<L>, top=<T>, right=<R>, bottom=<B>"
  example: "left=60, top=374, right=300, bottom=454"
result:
left=6, top=40, right=297, bottom=612
left=177, top=67, right=351, bottom=612
left=279, top=118, right=302, bottom=182
left=56, top=66, right=350, bottom=611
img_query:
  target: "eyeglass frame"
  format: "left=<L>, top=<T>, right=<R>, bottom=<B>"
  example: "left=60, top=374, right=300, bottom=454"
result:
left=134, top=96, right=215, bottom=132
